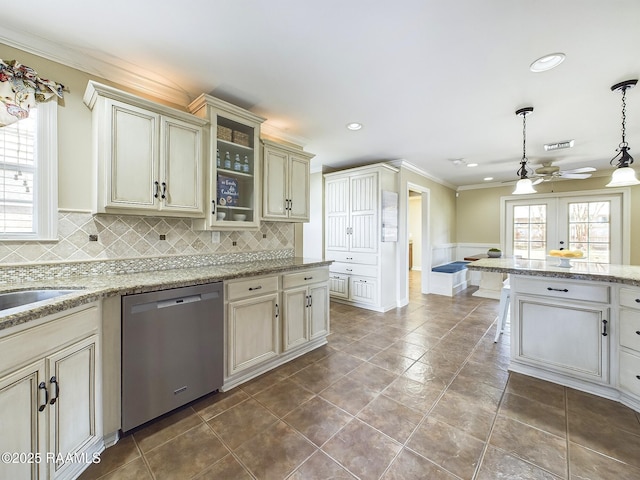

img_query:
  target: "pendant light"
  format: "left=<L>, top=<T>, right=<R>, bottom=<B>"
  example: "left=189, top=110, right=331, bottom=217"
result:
left=606, top=79, right=640, bottom=187
left=513, top=107, right=537, bottom=195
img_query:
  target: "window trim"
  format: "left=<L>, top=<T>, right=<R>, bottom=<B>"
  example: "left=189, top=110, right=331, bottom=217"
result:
left=0, top=100, right=58, bottom=241
left=500, top=188, right=631, bottom=265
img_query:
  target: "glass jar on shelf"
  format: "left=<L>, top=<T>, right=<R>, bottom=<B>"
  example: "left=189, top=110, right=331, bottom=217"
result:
left=243, top=155, right=250, bottom=173
left=216, top=149, right=221, bottom=168
left=233, top=154, right=242, bottom=171
left=224, top=151, right=231, bottom=169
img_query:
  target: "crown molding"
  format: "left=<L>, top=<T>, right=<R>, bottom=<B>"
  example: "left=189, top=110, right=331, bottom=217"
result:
left=387, top=159, right=456, bottom=190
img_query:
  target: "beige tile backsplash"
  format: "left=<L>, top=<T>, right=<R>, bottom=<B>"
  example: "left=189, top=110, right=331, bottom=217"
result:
left=0, top=211, right=294, bottom=266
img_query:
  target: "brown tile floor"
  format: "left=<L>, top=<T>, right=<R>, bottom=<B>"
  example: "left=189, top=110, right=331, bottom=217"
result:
left=80, top=272, right=640, bottom=480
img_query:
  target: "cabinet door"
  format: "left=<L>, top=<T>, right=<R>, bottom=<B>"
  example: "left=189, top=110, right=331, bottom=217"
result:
left=282, top=287, right=309, bottom=351
left=160, top=116, right=203, bottom=214
left=288, top=155, right=310, bottom=221
left=262, top=147, right=289, bottom=219
left=309, top=283, right=329, bottom=340
left=228, top=293, right=280, bottom=375
left=349, top=173, right=378, bottom=253
left=350, top=276, right=378, bottom=305
left=326, top=177, right=350, bottom=251
left=106, top=99, right=159, bottom=209
left=329, top=274, right=349, bottom=299
left=515, top=295, right=609, bottom=383
left=47, top=336, right=100, bottom=480
left=0, top=360, right=47, bottom=480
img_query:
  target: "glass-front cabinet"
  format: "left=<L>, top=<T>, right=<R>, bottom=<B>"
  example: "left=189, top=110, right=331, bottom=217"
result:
left=189, top=94, right=265, bottom=230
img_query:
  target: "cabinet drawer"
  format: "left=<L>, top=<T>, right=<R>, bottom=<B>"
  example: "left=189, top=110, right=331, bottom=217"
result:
left=351, top=276, right=377, bottom=304
left=282, top=268, right=329, bottom=289
left=514, top=277, right=609, bottom=303
left=329, top=274, right=349, bottom=298
left=330, top=262, right=377, bottom=277
left=226, top=275, right=279, bottom=301
left=325, top=251, right=377, bottom=265
left=620, top=308, right=640, bottom=352
left=619, top=350, right=640, bottom=397
left=620, top=287, right=640, bottom=310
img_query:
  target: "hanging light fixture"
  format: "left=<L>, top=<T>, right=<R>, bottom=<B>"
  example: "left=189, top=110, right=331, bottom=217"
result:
left=512, top=107, right=537, bottom=195
left=606, top=79, right=640, bottom=187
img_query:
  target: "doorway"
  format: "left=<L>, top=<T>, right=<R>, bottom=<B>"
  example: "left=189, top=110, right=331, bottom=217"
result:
left=406, top=184, right=430, bottom=300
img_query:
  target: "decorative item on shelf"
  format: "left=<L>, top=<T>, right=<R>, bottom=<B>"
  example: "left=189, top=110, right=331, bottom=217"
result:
left=606, top=79, right=640, bottom=187
left=217, top=175, right=239, bottom=207
left=512, top=107, right=537, bottom=195
left=216, top=148, right=221, bottom=168
left=233, top=214, right=247, bottom=221
left=224, top=151, right=231, bottom=169
left=232, top=130, right=249, bottom=147
left=243, top=155, right=250, bottom=173
left=216, top=212, right=226, bottom=221
left=233, top=153, right=242, bottom=171
left=487, top=248, right=502, bottom=258
left=217, top=125, right=232, bottom=142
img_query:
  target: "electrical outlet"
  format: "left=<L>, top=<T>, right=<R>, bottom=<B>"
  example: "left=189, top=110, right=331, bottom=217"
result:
left=211, top=231, right=220, bottom=243
left=159, top=234, right=166, bottom=240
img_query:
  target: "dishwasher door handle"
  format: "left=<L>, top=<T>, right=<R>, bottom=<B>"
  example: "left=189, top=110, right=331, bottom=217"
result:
left=156, top=295, right=202, bottom=309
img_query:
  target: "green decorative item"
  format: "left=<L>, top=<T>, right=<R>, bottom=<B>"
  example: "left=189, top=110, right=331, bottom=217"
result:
left=487, top=248, right=502, bottom=258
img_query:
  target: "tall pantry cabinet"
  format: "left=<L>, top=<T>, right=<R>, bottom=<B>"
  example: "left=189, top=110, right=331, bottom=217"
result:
left=324, top=164, right=398, bottom=312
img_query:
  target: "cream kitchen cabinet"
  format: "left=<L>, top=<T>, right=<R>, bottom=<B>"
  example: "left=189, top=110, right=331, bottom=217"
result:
left=325, top=164, right=398, bottom=312
left=84, top=81, right=207, bottom=217
left=0, top=303, right=102, bottom=480
left=262, top=139, right=314, bottom=222
left=510, top=276, right=611, bottom=386
left=282, top=268, right=330, bottom=351
left=618, top=286, right=640, bottom=403
left=189, top=94, right=265, bottom=230
left=226, top=275, right=280, bottom=377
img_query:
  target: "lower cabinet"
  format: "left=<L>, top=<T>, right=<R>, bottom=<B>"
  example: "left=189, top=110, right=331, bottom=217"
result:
left=282, top=269, right=330, bottom=352
left=224, top=266, right=330, bottom=390
left=0, top=304, right=102, bottom=480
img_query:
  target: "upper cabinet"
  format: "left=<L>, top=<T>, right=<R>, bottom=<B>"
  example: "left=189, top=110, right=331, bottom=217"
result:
left=83, top=81, right=207, bottom=217
left=188, top=95, right=265, bottom=230
left=262, top=139, right=314, bottom=222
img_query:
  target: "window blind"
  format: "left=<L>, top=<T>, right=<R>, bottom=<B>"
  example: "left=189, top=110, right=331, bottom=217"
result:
left=0, top=110, right=37, bottom=233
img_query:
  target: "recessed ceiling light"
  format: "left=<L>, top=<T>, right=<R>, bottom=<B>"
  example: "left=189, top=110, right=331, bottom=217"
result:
left=346, top=122, right=362, bottom=131
left=484, top=177, right=494, bottom=181
left=467, top=163, right=478, bottom=167
left=530, top=53, right=566, bottom=72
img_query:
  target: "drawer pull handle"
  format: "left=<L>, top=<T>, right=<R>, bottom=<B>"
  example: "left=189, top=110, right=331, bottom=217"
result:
left=636, top=298, right=640, bottom=303
left=602, top=319, right=608, bottom=337
left=547, top=287, right=569, bottom=292
left=636, top=375, right=640, bottom=380
left=346, top=269, right=352, bottom=272
left=636, top=331, right=640, bottom=336
left=248, top=286, right=262, bottom=291
left=304, top=276, right=313, bottom=280
left=346, top=257, right=353, bottom=260
left=49, top=376, right=60, bottom=405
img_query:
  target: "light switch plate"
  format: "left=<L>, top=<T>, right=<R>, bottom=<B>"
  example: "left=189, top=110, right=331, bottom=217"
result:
left=211, top=231, right=220, bottom=243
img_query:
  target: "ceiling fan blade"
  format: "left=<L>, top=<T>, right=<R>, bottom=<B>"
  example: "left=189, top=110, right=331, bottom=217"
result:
left=532, top=178, right=545, bottom=185
left=560, top=173, right=592, bottom=179
left=562, top=167, right=596, bottom=174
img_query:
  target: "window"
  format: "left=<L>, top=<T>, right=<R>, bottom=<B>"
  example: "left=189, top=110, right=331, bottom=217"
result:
left=0, top=101, right=57, bottom=240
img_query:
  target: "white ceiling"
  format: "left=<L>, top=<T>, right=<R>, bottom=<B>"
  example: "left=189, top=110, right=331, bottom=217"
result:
left=2, top=0, right=640, bottom=187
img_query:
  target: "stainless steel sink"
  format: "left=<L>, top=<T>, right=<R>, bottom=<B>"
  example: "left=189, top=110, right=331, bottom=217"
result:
left=0, top=289, right=79, bottom=312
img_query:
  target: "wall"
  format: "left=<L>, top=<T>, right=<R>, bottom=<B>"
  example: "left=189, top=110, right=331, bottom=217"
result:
left=1, top=42, right=295, bottom=266
left=302, top=171, right=324, bottom=259
left=456, top=175, right=640, bottom=265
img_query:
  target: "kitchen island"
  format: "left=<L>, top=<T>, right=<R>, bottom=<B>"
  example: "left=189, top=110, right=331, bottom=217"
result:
left=467, top=258, right=640, bottom=413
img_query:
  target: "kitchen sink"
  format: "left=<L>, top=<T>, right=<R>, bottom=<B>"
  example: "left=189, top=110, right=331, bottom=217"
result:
left=0, top=289, right=80, bottom=312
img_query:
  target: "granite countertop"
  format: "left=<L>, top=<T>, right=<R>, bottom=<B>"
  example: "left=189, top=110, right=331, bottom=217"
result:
left=0, top=257, right=332, bottom=332
left=467, top=257, right=640, bottom=286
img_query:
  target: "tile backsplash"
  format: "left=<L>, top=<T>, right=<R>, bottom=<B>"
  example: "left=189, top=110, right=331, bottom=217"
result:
left=0, top=211, right=294, bottom=265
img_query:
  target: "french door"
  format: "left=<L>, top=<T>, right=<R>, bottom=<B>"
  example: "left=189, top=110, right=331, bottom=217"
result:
left=505, top=193, right=622, bottom=264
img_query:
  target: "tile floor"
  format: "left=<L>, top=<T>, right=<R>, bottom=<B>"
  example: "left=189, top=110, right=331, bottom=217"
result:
left=80, top=272, right=640, bottom=480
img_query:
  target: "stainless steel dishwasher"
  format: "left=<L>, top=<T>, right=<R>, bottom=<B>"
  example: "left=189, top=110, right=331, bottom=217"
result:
left=121, top=282, right=223, bottom=432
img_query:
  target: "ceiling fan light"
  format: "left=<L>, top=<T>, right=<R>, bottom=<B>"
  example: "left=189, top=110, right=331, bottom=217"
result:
left=513, top=178, right=537, bottom=195
left=605, top=166, right=640, bottom=187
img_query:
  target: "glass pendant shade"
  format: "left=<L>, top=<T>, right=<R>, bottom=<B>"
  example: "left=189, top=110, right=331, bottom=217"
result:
left=513, top=178, right=537, bottom=195
left=605, top=166, right=640, bottom=187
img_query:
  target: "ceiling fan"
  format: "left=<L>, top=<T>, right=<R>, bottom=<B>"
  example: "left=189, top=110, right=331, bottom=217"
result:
left=529, top=162, right=596, bottom=185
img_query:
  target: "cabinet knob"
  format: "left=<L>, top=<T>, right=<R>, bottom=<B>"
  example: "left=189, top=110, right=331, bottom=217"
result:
left=635, top=331, right=640, bottom=335
left=636, top=375, right=640, bottom=380
left=635, top=298, right=640, bottom=303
